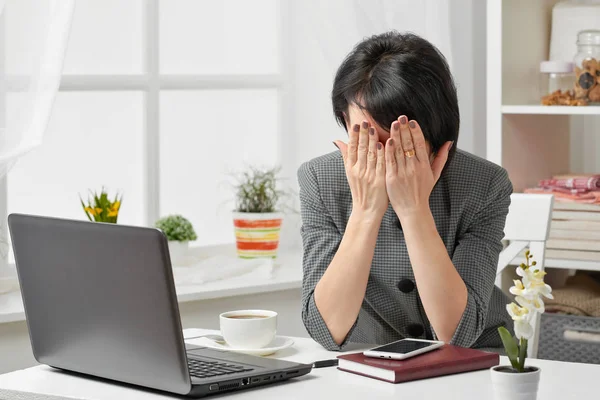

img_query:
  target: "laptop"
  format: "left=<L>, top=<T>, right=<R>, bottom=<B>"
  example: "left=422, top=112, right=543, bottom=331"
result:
left=8, top=214, right=312, bottom=397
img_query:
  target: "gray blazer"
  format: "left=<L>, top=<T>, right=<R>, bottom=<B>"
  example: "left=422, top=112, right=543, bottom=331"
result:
left=298, top=149, right=514, bottom=351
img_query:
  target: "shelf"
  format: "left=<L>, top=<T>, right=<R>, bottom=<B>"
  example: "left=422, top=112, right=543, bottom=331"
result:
left=502, top=105, right=600, bottom=115
left=513, top=257, right=600, bottom=272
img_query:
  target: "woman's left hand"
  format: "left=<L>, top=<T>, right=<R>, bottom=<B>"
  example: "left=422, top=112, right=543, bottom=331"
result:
left=385, top=116, right=453, bottom=220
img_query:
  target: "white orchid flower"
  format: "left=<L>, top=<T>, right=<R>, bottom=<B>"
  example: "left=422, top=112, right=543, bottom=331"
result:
left=516, top=295, right=545, bottom=314
left=515, top=266, right=553, bottom=299
left=509, top=279, right=535, bottom=299
left=507, top=302, right=534, bottom=340
left=514, top=319, right=533, bottom=340
left=526, top=269, right=554, bottom=299
left=509, top=279, right=525, bottom=296
left=506, top=302, right=530, bottom=322
left=529, top=280, right=554, bottom=299
left=501, top=252, right=553, bottom=370
left=516, top=265, right=534, bottom=287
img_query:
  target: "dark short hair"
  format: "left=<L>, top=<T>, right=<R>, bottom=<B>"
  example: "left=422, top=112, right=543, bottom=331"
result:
left=332, top=31, right=459, bottom=158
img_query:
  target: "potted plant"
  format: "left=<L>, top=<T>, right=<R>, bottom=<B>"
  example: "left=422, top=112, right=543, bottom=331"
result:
left=155, top=215, right=197, bottom=265
left=232, top=166, right=286, bottom=259
left=80, top=188, right=122, bottom=223
left=491, top=250, right=553, bottom=400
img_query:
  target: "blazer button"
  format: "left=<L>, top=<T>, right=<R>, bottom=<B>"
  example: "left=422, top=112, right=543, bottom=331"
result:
left=407, top=323, right=425, bottom=338
left=397, top=279, right=415, bottom=293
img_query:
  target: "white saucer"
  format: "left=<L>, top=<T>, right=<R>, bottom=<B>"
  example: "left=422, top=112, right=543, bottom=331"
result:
left=187, top=335, right=294, bottom=356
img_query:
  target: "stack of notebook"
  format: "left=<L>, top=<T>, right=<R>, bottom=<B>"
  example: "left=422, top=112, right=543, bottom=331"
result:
left=546, top=202, right=600, bottom=262
left=337, top=345, right=498, bottom=383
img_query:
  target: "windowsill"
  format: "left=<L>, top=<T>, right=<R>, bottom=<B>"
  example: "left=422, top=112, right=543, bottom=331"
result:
left=0, top=245, right=303, bottom=325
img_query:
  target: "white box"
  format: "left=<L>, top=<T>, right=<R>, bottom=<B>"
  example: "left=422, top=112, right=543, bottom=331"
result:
left=550, top=0, right=600, bottom=62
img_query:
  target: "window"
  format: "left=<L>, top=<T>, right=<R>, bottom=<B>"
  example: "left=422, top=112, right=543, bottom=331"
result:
left=1, top=0, right=285, bottom=266
left=160, top=89, right=280, bottom=246
left=7, top=92, right=146, bottom=226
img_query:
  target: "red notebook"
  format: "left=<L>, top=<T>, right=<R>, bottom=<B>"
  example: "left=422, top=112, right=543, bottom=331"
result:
left=337, top=345, right=499, bottom=383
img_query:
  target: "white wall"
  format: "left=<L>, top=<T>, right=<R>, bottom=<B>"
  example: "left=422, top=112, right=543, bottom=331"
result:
left=450, top=0, right=488, bottom=157
left=471, top=0, right=488, bottom=157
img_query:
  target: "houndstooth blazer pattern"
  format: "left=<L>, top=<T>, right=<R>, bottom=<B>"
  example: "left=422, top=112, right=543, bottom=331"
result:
left=298, top=149, right=514, bottom=351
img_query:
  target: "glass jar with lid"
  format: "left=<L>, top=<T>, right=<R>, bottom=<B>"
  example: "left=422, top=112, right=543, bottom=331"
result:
left=573, top=30, right=600, bottom=104
left=539, top=61, right=574, bottom=96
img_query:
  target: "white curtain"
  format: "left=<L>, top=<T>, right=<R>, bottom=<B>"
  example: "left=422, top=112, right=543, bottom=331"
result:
left=0, top=0, right=74, bottom=263
left=0, top=0, right=74, bottom=180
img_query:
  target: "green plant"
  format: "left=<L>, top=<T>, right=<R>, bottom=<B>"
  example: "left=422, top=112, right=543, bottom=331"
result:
left=498, top=251, right=553, bottom=372
left=155, top=215, right=197, bottom=242
left=233, top=166, right=285, bottom=213
left=80, top=188, right=122, bottom=223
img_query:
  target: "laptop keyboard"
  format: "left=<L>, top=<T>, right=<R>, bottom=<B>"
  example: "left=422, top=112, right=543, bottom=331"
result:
left=188, top=358, right=254, bottom=379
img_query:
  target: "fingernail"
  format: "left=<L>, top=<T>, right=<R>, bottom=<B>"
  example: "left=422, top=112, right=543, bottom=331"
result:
left=392, top=121, right=399, bottom=131
left=369, top=127, right=375, bottom=136
left=388, top=139, right=394, bottom=145
left=409, top=121, right=416, bottom=129
left=353, top=124, right=360, bottom=132
left=332, top=141, right=339, bottom=149
left=449, top=141, right=455, bottom=150
left=361, top=121, right=369, bottom=129
left=400, top=116, right=407, bottom=125
left=377, top=142, right=382, bottom=150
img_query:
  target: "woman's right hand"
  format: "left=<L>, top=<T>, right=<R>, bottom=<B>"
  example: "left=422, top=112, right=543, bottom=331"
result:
left=334, top=120, right=388, bottom=221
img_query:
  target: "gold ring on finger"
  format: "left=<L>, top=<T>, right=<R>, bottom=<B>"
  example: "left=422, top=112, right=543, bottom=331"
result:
left=404, top=149, right=416, bottom=158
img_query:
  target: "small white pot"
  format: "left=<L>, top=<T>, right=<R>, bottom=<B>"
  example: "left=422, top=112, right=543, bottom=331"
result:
left=168, top=241, right=189, bottom=266
left=490, top=365, right=541, bottom=400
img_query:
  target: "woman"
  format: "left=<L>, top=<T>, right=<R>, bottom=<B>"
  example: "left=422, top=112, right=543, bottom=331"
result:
left=298, top=31, right=513, bottom=351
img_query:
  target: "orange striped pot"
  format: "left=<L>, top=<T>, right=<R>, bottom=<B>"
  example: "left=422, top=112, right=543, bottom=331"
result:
left=232, top=212, right=283, bottom=259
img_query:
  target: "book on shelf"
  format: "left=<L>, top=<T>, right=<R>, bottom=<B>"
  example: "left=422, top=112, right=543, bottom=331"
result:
left=553, top=202, right=600, bottom=212
left=337, top=345, right=498, bottom=384
left=550, top=220, right=600, bottom=231
left=546, top=249, right=600, bottom=262
left=550, top=229, right=600, bottom=241
left=546, top=239, right=600, bottom=252
left=552, top=211, right=600, bottom=222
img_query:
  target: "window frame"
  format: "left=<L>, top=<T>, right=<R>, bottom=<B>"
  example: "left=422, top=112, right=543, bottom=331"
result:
left=0, top=0, right=293, bottom=270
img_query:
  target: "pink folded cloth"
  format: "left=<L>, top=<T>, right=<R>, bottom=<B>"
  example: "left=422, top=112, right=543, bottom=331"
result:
left=539, top=175, right=600, bottom=191
left=524, top=188, right=600, bottom=204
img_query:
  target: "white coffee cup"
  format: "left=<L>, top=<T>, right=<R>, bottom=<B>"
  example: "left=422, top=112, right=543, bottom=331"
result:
left=219, top=310, right=277, bottom=349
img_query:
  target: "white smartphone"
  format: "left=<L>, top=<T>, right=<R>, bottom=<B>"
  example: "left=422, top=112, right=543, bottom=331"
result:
left=363, top=338, right=445, bottom=360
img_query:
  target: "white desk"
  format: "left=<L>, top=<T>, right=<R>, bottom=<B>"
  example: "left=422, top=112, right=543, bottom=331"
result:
left=0, top=329, right=598, bottom=399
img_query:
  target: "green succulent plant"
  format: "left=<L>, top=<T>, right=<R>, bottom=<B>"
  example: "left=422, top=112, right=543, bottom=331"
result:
left=155, top=215, right=197, bottom=242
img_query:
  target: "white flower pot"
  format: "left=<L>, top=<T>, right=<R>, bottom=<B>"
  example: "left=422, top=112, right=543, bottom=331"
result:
left=168, top=241, right=189, bottom=266
left=490, top=365, right=541, bottom=400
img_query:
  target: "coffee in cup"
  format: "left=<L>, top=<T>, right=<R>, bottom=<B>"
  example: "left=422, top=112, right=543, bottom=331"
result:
left=219, top=310, right=277, bottom=349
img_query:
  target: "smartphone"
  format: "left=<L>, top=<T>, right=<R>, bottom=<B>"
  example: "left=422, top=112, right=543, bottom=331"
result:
left=363, top=338, right=445, bottom=361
